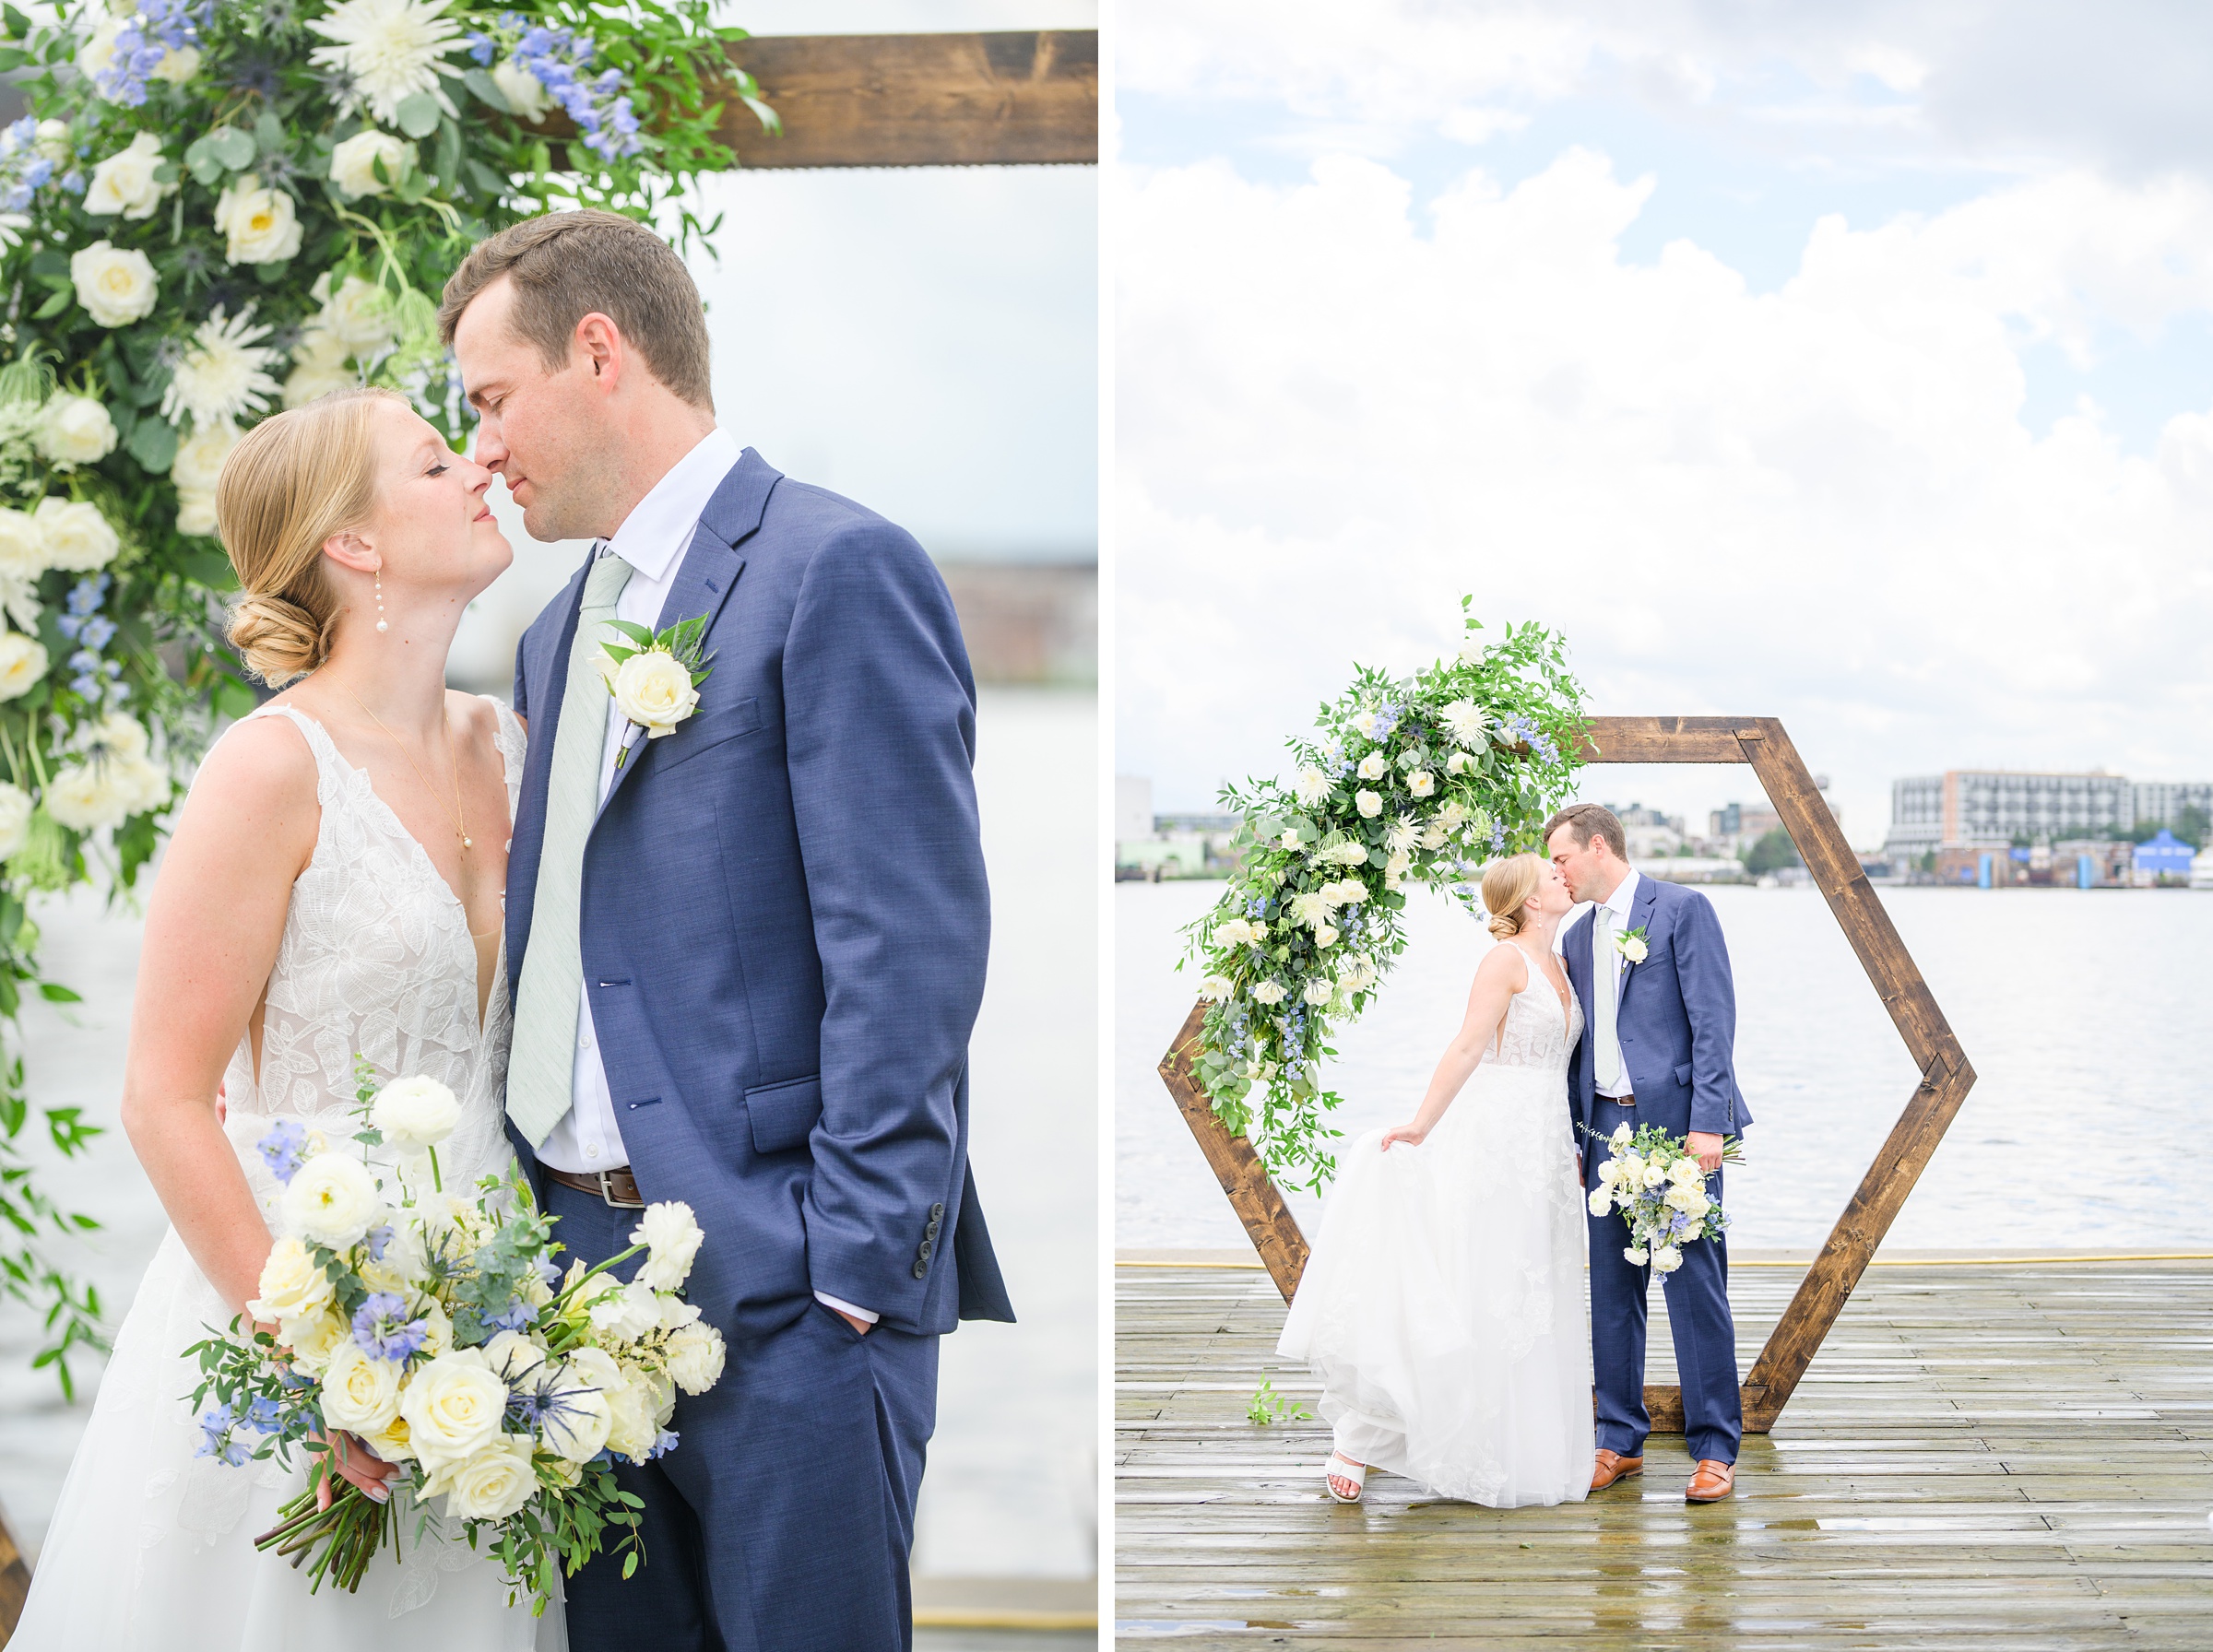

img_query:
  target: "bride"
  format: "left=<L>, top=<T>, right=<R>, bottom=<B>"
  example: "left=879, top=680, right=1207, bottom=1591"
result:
left=1278, top=853, right=1594, bottom=1507
left=14, top=388, right=561, bottom=1647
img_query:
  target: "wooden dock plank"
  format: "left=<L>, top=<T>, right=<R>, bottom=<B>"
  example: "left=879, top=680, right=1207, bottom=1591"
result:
left=1115, top=1261, right=2213, bottom=1648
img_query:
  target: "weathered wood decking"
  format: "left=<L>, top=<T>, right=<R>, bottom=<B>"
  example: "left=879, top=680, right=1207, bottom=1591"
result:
left=1117, top=1257, right=2213, bottom=1648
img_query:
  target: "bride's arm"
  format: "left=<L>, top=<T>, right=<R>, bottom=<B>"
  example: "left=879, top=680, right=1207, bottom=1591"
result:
left=118, top=718, right=318, bottom=1318
left=1379, top=946, right=1525, bottom=1150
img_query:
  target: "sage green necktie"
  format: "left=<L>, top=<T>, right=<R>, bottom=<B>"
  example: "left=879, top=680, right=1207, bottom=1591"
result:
left=507, top=549, right=633, bottom=1148
left=1593, top=904, right=1625, bottom=1094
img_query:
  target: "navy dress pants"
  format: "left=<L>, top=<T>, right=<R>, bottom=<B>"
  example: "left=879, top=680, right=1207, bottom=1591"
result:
left=545, top=1178, right=939, bottom=1651
left=1583, top=1096, right=1744, bottom=1466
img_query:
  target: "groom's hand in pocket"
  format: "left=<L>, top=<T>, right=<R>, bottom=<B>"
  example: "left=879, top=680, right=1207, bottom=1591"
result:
left=833, top=1309, right=872, bottom=1337
left=1686, top=1131, right=1724, bottom=1174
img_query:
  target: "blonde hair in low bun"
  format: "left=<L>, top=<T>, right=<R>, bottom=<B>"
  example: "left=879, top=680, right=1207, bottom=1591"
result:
left=1481, top=853, right=1544, bottom=939
left=215, top=388, right=402, bottom=687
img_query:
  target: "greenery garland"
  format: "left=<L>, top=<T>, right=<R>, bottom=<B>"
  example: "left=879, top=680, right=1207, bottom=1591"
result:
left=0, top=0, right=770, bottom=1394
left=1181, top=604, right=1587, bottom=1192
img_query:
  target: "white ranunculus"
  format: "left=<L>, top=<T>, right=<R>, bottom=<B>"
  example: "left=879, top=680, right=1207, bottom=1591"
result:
left=1293, top=765, right=1331, bottom=806
left=279, top=1307, right=351, bottom=1375
left=1314, top=924, right=1340, bottom=948
left=586, top=1277, right=662, bottom=1342
left=41, top=761, right=126, bottom=832
left=0, top=634, right=46, bottom=702
left=631, top=1201, right=705, bottom=1292
left=1197, top=974, right=1231, bottom=1003
left=491, top=56, right=550, bottom=120
left=175, top=488, right=217, bottom=537
left=371, top=1074, right=460, bottom=1151
left=539, top=1354, right=616, bottom=1462
left=328, top=129, right=413, bottom=201
left=1651, top=1245, right=1683, bottom=1273
left=279, top=1151, right=381, bottom=1248
left=247, top=1234, right=336, bottom=1320
left=1301, top=978, right=1333, bottom=1006
left=316, top=273, right=396, bottom=355
left=0, top=783, right=29, bottom=859
left=400, top=1348, right=509, bottom=1471
left=1440, top=700, right=1489, bottom=748
left=480, top=1328, right=545, bottom=1386
left=1250, top=981, right=1286, bottom=1006
left=214, top=181, right=303, bottom=266
left=84, top=132, right=172, bottom=219
left=429, top=1433, right=538, bottom=1521
left=1355, top=789, right=1383, bottom=819
left=37, top=394, right=119, bottom=469
left=609, top=649, right=700, bottom=738
left=1624, top=1246, right=1650, bottom=1267
left=602, top=1363, right=660, bottom=1462
left=170, top=421, right=240, bottom=492
left=665, top=1321, right=726, bottom=1397
left=70, top=240, right=159, bottom=327
left=1407, top=771, right=1436, bottom=798
left=320, top=1339, right=404, bottom=1434
left=1589, top=1188, right=1611, bottom=1217
left=1355, top=751, right=1387, bottom=781
left=36, top=497, right=120, bottom=572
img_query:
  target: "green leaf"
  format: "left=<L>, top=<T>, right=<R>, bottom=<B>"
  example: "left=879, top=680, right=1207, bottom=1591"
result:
left=208, top=126, right=256, bottom=171
left=1, top=6, right=28, bottom=39
left=126, top=416, right=177, bottom=473
left=465, top=158, right=509, bottom=198
left=605, top=620, right=656, bottom=645
left=434, top=119, right=462, bottom=190
left=36, top=982, right=80, bottom=1003
left=0, top=46, right=27, bottom=70
left=396, top=93, right=443, bottom=139
left=463, top=66, right=511, bottom=113
left=31, top=288, right=68, bottom=320
left=253, top=112, right=286, bottom=157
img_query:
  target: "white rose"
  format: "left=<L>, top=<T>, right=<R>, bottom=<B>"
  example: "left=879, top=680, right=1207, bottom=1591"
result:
left=1419, top=821, right=1449, bottom=852
left=1314, top=924, right=1340, bottom=948
left=610, top=648, right=700, bottom=738
left=1212, top=917, right=1255, bottom=949
left=213, top=181, right=303, bottom=266
left=1663, top=1181, right=1702, bottom=1212
left=417, top=1299, right=454, bottom=1360
left=480, top=1328, right=547, bottom=1386
left=278, top=1307, right=350, bottom=1375
left=1278, top=829, right=1298, bottom=850
left=1611, top=1122, right=1634, bottom=1147
left=172, top=422, right=239, bottom=497
left=360, top=1413, right=416, bottom=1464
left=1618, top=935, right=1649, bottom=963
left=1640, top=1162, right=1668, bottom=1190
left=538, top=1355, right=617, bottom=1462
left=0, top=783, right=29, bottom=859
left=1356, top=751, right=1387, bottom=781
left=630, top=1202, right=705, bottom=1293
left=34, top=120, right=70, bottom=164
left=41, top=761, right=127, bottom=832
left=1407, top=771, right=1436, bottom=798
left=175, top=488, right=217, bottom=537
left=1447, top=750, right=1473, bottom=774
left=246, top=1234, right=336, bottom=1320
left=371, top=1074, right=461, bottom=1152
left=83, top=132, right=170, bottom=220
left=89, top=710, right=148, bottom=761
left=1348, top=711, right=1378, bottom=738
left=1667, top=1157, right=1702, bottom=1187
left=400, top=1349, right=510, bottom=1472
left=36, top=394, right=119, bottom=469
left=1301, top=978, right=1332, bottom=1006
left=1293, top=765, right=1331, bottom=806
left=151, top=42, right=199, bottom=83
left=317, top=274, right=396, bottom=355
left=1383, top=850, right=1411, bottom=885
left=491, top=57, right=550, bottom=120
left=70, top=240, right=159, bottom=327
left=665, top=1321, right=726, bottom=1397
left=328, top=130, right=413, bottom=201
left=282, top=327, right=358, bottom=408
left=35, top=497, right=119, bottom=572
left=76, top=18, right=121, bottom=88
left=428, top=1433, right=538, bottom=1521
left=1250, top=981, right=1286, bottom=1005
left=587, top=1277, right=662, bottom=1342
left=1198, top=974, right=1231, bottom=1002
left=0, top=635, right=46, bottom=702
left=1589, top=1188, right=1612, bottom=1217
left=1596, top=1159, right=1620, bottom=1186
left=1355, top=789, right=1383, bottom=819
left=320, top=1339, right=404, bottom=1434
left=279, top=1151, right=380, bottom=1248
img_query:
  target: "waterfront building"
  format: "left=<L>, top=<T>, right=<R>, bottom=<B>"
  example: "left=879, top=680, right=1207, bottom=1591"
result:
left=2132, top=781, right=2213, bottom=832
left=1885, top=770, right=2130, bottom=860
left=2134, top=829, right=2195, bottom=884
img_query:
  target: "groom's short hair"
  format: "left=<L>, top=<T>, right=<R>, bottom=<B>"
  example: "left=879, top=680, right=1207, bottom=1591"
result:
left=437, top=208, right=714, bottom=408
left=1544, top=803, right=1626, bottom=859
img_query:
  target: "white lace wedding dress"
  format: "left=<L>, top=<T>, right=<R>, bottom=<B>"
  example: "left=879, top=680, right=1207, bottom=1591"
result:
left=13, top=702, right=564, bottom=1650
left=1278, top=942, right=1595, bottom=1505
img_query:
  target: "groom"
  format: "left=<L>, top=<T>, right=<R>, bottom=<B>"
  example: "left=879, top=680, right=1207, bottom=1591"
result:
left=441, top=209, right=1014, bottom=1649
left=1548, top=804, right=1750, bottom=1504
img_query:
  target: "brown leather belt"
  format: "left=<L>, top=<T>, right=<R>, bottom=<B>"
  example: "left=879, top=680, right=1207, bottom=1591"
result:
left=543, top=1164, right=645, bottom=1209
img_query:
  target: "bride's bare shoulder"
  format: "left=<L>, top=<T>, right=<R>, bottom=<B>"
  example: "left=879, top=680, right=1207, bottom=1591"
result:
left=169, top=712, right=319, bottom=856
left=1475, top=939, right=1530, bottom=988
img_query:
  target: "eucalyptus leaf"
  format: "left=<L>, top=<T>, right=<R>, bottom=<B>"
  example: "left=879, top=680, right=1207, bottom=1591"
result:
left=207, top=126, right=256, bottom=171
left=125, top=417, right=177, bottom=474
left=463, top=66, right=511, bottom=113
left=395, top=92, right=442, bottom=138
left=253, top=112, right=285, bottom=157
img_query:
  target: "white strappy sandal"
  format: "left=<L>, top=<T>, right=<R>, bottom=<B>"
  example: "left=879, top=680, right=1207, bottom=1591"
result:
left=1323, top=1451, right=1367, bottom=1503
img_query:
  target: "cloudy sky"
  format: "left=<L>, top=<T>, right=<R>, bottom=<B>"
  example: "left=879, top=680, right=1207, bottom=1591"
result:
left=1113, top=0, right=2213, bottom=846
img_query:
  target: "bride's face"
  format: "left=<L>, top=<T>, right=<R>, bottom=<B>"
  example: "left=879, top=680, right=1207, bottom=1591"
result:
left=1526, top=862, right=1574, bottom=923
left=355, top=401, right=513, bottom=607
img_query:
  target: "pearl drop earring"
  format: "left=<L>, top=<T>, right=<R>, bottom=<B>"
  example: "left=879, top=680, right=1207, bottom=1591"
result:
left=374, top=566, right=388, bottom=633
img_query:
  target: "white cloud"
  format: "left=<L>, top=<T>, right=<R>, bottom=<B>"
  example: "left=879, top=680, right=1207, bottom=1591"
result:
left=1115, top=147, right=2213, bottom=839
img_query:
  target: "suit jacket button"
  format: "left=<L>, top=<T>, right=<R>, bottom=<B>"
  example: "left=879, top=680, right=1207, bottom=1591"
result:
left=930, top=1202, right=945, bottom=1221
left=912, top=1259, right=929, bottom=1280
left=917, top=1238, right=934, bottom=1261
left=925, top=1218, right=942, bottom=1239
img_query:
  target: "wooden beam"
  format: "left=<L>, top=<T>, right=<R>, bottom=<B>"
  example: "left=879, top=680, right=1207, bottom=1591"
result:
left=0, top=1508, right=28, bottom=1643
left=1576, top=716, right=1755, bottom=765
left=720, top=31, right=1095, bottom=169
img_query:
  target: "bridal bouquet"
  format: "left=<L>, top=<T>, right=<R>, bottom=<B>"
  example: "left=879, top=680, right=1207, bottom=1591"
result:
left=185, top=1063, right=726, bottom=1610
left=1587, top=1121, right=1741, bottom=1274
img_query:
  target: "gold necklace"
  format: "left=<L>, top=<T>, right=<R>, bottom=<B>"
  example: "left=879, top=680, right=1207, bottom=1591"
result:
left=344, top=686, right=472, bottom=850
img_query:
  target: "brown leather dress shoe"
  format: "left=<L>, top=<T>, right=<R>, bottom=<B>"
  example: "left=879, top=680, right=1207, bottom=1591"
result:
left=1590, top=1448, right=1643, bottom=1490
left=1685, top=1459, right=1734, bottom=1502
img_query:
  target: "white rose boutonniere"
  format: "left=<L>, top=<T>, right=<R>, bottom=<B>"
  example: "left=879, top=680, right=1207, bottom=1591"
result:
left=593, top=613, right=713, bottom=767
left=1614, top=924, right=1649, bottom=965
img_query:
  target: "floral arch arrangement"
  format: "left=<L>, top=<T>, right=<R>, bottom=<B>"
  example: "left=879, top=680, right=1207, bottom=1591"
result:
left=1181, top=603, right=1587, bottom=1192
left=0, top=0, right=770, bottom=1390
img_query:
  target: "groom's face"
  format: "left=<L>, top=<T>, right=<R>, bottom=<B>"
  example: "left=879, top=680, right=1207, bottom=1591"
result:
left=1548, top=825, right=1614, bottom=904
left=453, top=277, right=612, bottom=542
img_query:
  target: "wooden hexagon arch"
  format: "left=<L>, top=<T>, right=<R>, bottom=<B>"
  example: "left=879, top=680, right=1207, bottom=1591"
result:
left=1157, top=715, right=1978, bottom=1434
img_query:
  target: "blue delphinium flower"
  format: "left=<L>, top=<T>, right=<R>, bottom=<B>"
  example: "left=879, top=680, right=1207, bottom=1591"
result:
left=195, top=1403, right=251, bottom=1466
left=351, top=1292, right=430, bottom=1363
left=254, top=1117, right=310, bottom=1185
left=364, top=1222, right=394, bottom=1261
left=487, top=1297, right=536, bottom=1332
left=646, top=1428, right=679, bottom=1459
left=243, top=1395, right=282, bottom=1434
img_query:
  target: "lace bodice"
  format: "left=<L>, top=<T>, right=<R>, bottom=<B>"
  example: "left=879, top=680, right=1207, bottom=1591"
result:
left=217, top=700, right=526, bottom=1197
left=1486, top=942, right=1582, bottom=1073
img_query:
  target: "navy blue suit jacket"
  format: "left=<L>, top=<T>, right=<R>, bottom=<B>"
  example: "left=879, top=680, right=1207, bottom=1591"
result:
left=1563, top=875, right=1750, bottom=1150
left=506, top=448, right=1013, bottom=1340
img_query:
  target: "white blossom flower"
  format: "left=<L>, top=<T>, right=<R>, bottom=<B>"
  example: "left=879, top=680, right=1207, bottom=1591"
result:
left=151, top=43, right=199, bottom=84
left=1624, top=1246, right=1650, bottom=1267
left=282, top=328, right=359, bottom=408
left=280, top=1151, right=381, bottom=1248
left=631, top=1201, right=705, bottom=1292
left=213, top=180, right=302, bottom=266
left=427, top=1433, right=538, bottom=1520
left=0, top=634, right=41, bottom=705
left=1278, top=829, right=1298, bottom=850
left=171, top=420, right=240, bottom=533
left=308, top=0, right=467, bottom=125
left=1302, top=978, right=1332, bottom=1006
left=1589, top=1188, right=1611, bottom=1217
left=491, top=56, right=550, bottom=120
left=314, top=272, right=397, bottom=355
left=42, top=761, right=126, bottom=832
left=399, top=1348, right=508, bottom=1471
left=1325, top=842, right=1370, bottom=867
left=372, top=1074, right=461, bottom=1151
left=320, top=1341, right=404, bottom=1434
left=1293, top=765, right=1331, bottom=806
left=1250, top=981, right=1286, bottom=1006
left=247, top=1234, right=335, bottom=1321
left=34, top=498, right=119, bottom=572
left=1651, top=1245, right=1683, bottom=1273
left=1356, top=751, right=1387, bottom=781
left=84, top=132, right=173, bottom=220
left=70, top=240, right=159, bottom=327
left=1355, top=789, right=1382, bottom=819
left=75, top=18, right=122, bottom=91
left=1213, top=916, right=1260, bottom=949
left=664, top=1321, right=726, bottom=1396
left=1197, top=974, right=1231, bottom=1002
left=36, top=395, right=118, bottom=468
left=33, top=121, right=69, bottom=164
left=1384, top=817, right=1419, bottom=856
left=1440, top=699, right=1490, bottom=747
left=1382, top=849, right=1411, bottom=885
left=1407, top=770, right=1436, bottom=798
left=0, top=782, right=27, bottom=859
left=1447, top=750, right=1473, bottom=774
left=1348, top=711, right=1378, bottom=739
left=1314, top=924, right=1340, bottom=948
left=329, top=128, right=413, bottom=200
left=162, top=307, right=281, bottom=432
left=611, top=649, right=700, bottom=738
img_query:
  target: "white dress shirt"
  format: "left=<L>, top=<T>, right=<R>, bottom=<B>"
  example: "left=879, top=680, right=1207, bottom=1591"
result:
left=1592, top=867, right=1641, bottom=1098
left=527, top=429, right=878, bottom=1325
